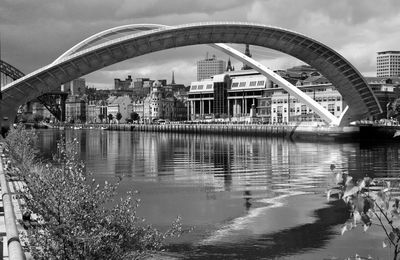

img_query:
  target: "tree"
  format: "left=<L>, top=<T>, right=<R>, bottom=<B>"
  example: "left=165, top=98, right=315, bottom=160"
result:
left=4, top=126, right=184, bottom=259
left=116, top=112, right=122, bottom=123
left=328, top=164, right=400, bottom=260
left=130, top=112, right=140, bottom=122
left=107, top=113, right=114, bottom=123
left=98, top=114, right=105, bottom=123
left=392, top=98, right=400, bottom=120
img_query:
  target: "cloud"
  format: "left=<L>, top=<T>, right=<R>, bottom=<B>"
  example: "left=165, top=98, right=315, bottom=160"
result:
left=115, top=0, right=247, bottom=19
left=2, top=0, right=400, bottom=88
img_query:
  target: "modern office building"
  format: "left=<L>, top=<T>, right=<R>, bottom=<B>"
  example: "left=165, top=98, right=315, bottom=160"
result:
left=189, top=70, right=273, bottom=121
left=197, top=54, right=226, bottom=81
left=377, top=51, right=400, bottom=77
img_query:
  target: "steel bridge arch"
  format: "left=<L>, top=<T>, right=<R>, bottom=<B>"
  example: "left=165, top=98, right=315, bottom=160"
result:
left=0, top=59, right=24, bottom=80
left=0, top=22, right=382, bottom=130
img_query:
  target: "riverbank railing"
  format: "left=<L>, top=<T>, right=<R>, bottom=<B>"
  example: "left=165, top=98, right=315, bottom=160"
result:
left=0, top=147, right=25, bottom=260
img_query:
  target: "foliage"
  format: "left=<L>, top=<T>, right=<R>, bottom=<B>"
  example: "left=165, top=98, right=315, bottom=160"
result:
left=98, top=114, right=105, bottom=123
left=4, top=126, right=184, bottom=259
left=327, top=164, right=400, bottom=260
left=116, top=112, right=122, bottom=122
left=130, top=112, right=140, bottom=121
left=3, top=124, right=39, bottom=175
left=108, top=113, right=114, bottom=123
left=387, top=98, right=400, bottom=120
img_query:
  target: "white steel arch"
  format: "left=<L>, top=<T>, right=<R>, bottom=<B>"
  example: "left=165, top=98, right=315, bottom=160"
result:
left=54, top=24, right=167, bottom=63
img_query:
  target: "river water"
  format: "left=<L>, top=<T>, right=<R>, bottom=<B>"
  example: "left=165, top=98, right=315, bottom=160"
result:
left=35, top=129, right=399, bottom=259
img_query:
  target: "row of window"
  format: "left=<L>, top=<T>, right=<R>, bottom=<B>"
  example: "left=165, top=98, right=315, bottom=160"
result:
left=231, top=80, right=265, bottom=88
left=272, top=105, right=341, bottom=114
left=191, top=84, right=213, bottom=90
left=272, top=96, right=341, bottom=104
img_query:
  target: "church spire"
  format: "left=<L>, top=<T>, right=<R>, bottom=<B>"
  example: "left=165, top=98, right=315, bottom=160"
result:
left=241, top=44, right=253, bottom=70
left=226, top=57, right=234, bottom=71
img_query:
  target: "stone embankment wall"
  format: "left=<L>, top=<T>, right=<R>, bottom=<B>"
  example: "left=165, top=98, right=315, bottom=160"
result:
left=103, top=123, right=360, bottom=141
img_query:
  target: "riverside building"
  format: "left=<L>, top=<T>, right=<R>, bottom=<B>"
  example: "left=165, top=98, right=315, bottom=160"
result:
left=188, top=69, right=346, bottom=123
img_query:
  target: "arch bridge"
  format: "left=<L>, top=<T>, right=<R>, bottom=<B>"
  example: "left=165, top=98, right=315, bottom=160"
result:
left=0, top=59, right=68, bottom=122
left=0, top=22, right=381, bottom=131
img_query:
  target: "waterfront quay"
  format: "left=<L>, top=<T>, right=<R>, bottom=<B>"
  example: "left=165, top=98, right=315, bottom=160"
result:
left=103, top=122, right=360, bottom=141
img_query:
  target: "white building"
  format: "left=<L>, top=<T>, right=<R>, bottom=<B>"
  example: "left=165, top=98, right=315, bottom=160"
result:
left=269, top=83, right=344, bottom=124
left=377, top=51, right=400, bottom=77
left=197, top=54, right=226, bottom=81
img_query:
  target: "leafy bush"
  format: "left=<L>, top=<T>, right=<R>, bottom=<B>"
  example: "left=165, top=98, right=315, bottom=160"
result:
left=328, top=164, right=400, bottom=260
left=4, top=125, right=183, bottom=259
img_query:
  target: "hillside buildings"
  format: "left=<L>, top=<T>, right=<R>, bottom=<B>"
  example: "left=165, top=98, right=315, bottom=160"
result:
left=85, top=76, right=188, bottom=124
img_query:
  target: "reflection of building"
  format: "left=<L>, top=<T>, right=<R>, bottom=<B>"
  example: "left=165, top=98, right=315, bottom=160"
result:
left=197, top=54, right=226, bottom=81
left=377, top=51, right=400, bottom=78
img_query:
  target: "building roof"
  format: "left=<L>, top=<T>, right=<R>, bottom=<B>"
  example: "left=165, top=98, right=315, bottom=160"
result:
left=377, top=51, right=400, bottom=55
left=364, top=76, right=400, bottom=84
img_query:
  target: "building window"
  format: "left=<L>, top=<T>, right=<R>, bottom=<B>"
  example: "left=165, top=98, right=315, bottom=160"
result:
left=301, top=105, right=307, bottom=115
left=257, top=81, right=265, bottom=86
left=232, top=82, right=239, bottom=88
left=328, top=104, right=335, bottom=114
left=249, top=81, right=257, bottom=86
left=239, top=82, right=246, bottom=87
left=191, top=85, right=197, bottom=90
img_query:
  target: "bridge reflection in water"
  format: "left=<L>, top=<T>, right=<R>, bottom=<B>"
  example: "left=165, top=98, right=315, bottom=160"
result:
left=36, top=129, right=394, bottom=259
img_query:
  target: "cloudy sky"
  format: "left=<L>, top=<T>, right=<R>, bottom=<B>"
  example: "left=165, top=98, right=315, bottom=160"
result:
left=1, top=0, right=400, bottom=89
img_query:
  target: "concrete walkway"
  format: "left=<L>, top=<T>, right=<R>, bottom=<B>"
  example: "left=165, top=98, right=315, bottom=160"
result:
left=0, top=148, right=28, bottom=260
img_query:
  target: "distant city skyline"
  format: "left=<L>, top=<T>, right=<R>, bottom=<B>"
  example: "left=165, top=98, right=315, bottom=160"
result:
left=1, top=0, right=400, bottom=89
